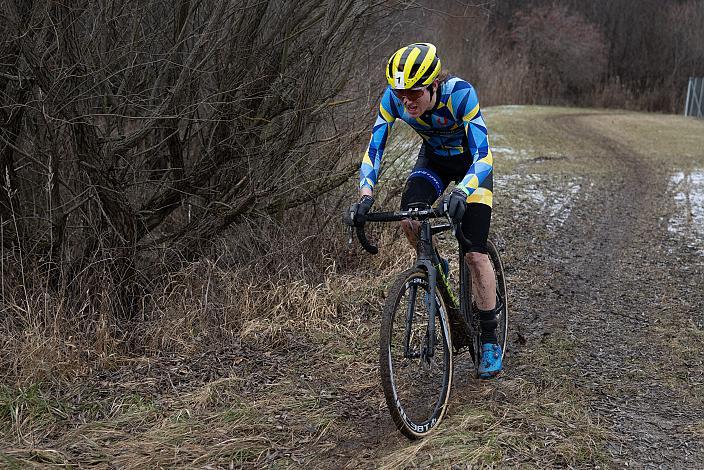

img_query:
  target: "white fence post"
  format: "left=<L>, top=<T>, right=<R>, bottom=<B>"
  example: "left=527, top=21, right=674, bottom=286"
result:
left=685, top=77, right=704, bottom=118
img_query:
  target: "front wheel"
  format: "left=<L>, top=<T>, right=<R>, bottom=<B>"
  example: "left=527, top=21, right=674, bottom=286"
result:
left=379, top=268, right=453, bottom=439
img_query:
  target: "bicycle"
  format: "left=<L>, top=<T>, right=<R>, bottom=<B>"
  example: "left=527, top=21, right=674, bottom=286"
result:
left=349, top=202, right=508, bottom=439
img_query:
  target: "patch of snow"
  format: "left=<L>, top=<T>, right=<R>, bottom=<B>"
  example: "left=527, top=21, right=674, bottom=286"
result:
left=493, top=147, right=532, bottom=161
left=491, top=147, right=514, bottom=153
left=668, top=170, right=704, bottom=256
left=497, top=174, right=583, bottom=231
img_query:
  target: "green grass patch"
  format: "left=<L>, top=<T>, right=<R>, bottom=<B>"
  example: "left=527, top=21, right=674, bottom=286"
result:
left=0, top=385, right=70, bottom=441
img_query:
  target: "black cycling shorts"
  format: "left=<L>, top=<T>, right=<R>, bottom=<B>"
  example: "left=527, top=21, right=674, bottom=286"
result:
left=400, top=146, right=492, bottom=253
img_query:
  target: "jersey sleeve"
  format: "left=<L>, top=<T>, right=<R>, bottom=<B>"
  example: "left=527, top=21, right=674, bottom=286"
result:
left=452, top=83, right=493, bottom=203
left=359, top=88, right=398, bottom=191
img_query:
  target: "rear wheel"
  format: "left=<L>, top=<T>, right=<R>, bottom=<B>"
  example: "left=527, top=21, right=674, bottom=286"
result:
left=379, top=268, right=453, bottom=439
left=459, top=247, right=479, bottom=371
left=460, top=240, right=509, bottom=375
left=487, top=240, right=509, bottom=358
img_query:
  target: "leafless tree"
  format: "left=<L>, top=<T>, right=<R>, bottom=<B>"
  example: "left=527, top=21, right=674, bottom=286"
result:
left=0, top=0, right=391, bottom=316
left=511, top=5, right=608, bottom=101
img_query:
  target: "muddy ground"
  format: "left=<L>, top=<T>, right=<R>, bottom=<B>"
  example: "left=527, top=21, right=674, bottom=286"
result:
left=530, top=113, right=704, bottom=467
left=2, top=107, right=703, bottom=469
left=501, top=111, right=704, bottom=467
left=320, top=109, right=704, bottom=468
left=326, top=108, right=704, bottom=468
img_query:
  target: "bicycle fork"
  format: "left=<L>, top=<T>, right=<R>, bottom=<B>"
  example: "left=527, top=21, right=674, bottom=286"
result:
left=403, top=260, right=439, bottom=363
left=403, top=217, right=443, bottom=363
left=422, top=260, right=439, bottom=362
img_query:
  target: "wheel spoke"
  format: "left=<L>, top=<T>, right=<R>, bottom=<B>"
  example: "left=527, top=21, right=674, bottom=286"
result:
left=380, top=269, right=453, bottom=438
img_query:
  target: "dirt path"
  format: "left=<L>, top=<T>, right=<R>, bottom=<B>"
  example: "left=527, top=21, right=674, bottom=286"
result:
left=516, top=113, right=704, bottom=467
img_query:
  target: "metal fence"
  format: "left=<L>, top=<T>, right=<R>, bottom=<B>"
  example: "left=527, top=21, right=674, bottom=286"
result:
left=685, top=77, right=704, bottom=118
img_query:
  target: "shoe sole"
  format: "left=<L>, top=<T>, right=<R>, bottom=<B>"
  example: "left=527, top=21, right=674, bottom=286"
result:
left=478, top=369, right=503, bottom=380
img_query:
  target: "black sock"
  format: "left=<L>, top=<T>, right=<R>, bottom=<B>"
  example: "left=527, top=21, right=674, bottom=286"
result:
left=479, top=308, right=498, bottom=344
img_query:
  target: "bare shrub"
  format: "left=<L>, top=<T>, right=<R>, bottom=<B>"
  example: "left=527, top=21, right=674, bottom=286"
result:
left=588, top=76, right=635, bottom=110
left=425, top=4, right=534, bottom=105
left=665, top=0, right=704, bottom=112
left=469, top=43, right=533, bottom=106
left=385, top=0, right=704, bottom=109
left=0, top=0, right=387, bottom=313
left=0, top=0, right=406, bottom=383
left=511, top=5, right=608, bottom=101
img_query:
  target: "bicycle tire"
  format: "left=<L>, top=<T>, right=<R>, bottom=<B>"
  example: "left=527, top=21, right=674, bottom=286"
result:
left=458, top=246, right=479, bottom=368
left=487, top=240, right=509, bottom=358
left=379, top=268, right=453, bottom=439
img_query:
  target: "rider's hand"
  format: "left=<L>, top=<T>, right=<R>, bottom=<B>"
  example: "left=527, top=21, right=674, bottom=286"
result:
left=344, top=195, right=374, bottom=227
left=444, top=188, right=467, bottom=225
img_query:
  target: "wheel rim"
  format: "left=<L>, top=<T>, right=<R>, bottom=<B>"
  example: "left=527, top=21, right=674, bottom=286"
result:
left=385, top=275, right=452, bottom=435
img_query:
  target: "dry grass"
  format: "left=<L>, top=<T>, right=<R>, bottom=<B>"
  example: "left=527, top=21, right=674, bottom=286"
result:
left=373, top=334, right=608, bottom=469
left=0, top=218, right=409, bottom=467
left=6, top=106, right=703, bottom=468
left=1, top=239, right=609, bottom=467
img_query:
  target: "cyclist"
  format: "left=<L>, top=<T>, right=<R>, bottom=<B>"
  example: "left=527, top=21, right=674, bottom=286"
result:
left=347, top=43, right=501, bottom=378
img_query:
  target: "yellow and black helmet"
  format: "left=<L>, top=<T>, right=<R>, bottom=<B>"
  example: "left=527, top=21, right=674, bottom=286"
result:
left=386, top=43, right=441, bottom=90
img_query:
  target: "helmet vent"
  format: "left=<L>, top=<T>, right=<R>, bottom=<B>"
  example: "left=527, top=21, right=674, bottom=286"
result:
left=409, top=63, right=421, bottom=79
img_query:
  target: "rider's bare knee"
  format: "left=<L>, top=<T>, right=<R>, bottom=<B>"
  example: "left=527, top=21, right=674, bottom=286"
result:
left=400, top=219, right=419, bottom=243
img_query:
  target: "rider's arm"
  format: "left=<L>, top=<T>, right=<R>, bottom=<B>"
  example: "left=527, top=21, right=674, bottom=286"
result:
left=360, top=187, right=373, bottom=198
left=454, top=83, right=493, bottom=203
left=359, top=87, right=398, bottom=196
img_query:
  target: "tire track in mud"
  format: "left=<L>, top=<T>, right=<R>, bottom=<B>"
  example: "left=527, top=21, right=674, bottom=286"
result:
left=538, top=113, right=704, bottom=467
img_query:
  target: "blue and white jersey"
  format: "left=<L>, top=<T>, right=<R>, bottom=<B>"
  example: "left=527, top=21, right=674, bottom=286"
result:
left=359, top=76, right=493, bottom=206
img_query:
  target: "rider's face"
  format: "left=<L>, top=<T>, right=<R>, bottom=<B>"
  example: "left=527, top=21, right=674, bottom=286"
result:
left=396, top=82, right=436, bottom=118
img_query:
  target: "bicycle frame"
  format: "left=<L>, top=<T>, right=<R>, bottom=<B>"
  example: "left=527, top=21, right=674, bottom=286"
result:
left=352, top=202, right=509, bottom=438
left=352, top=203, right=463, bottom=360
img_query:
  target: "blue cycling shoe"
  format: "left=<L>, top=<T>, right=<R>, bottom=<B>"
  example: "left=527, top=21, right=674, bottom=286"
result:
left=478, top=343, right=503, bottom=379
